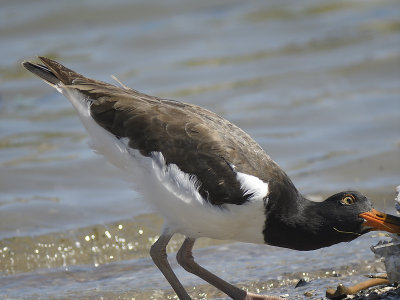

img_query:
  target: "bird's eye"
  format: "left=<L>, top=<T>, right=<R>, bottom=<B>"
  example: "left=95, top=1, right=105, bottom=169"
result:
left=340, top=195, right=356, bottom=205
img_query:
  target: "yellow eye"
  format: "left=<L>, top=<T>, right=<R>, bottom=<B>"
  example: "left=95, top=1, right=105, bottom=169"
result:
left=341, top=195, right=355, bottom=205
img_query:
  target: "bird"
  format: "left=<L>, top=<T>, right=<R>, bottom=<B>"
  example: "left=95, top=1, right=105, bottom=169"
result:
left=22, top=57, right=400, bottom=300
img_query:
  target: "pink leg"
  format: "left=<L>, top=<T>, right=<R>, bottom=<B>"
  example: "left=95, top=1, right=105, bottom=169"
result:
left=176, top=238, right=282, bottom=300
left=150, top=234, right=191, bottom=300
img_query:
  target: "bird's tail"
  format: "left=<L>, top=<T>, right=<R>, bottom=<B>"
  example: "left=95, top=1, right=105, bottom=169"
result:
left=22, top=56, right=139, bottom=173
left=22, top=57, right=84, bottom=88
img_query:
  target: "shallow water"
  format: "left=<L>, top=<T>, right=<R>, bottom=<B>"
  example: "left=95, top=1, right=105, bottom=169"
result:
left=1, top=0, right=400, bottom=299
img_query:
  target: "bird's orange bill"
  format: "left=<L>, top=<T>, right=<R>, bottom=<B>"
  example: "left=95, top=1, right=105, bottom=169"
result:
left=359, top=209, right=400, bottom=234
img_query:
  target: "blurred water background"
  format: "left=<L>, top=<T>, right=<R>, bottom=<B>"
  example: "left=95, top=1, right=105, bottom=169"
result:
left=1, top=0, right=400, bottom=299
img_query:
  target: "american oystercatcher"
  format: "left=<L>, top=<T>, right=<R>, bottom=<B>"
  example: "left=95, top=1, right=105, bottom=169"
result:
left=23, top=57, right=400, bottom=300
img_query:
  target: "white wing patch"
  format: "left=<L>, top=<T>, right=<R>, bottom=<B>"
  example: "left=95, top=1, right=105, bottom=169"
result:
left=151, top=152, right=203, bottom=205
left=236, top=171, right=269, bottom=202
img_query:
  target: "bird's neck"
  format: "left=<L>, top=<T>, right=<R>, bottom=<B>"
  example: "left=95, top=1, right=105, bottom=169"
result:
left=263, top=189, right=354, bottom=251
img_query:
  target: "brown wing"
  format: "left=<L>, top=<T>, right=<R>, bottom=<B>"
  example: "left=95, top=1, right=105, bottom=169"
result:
left=26, top=57, right=288, bottom=206
left=89, top=93, right=270, bottom=205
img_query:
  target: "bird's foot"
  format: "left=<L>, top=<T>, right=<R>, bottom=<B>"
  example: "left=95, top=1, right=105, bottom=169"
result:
left=244, top=292, right=283, bottom=300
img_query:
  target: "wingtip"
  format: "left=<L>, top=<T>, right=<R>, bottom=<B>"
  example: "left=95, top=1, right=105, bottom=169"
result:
left=21, top=60, right=37, bottom=72
left=21, top=57, right=44, bottom=69
left=22, top=56, right=88, bottom=86
left=21, top=57, right=61, bottom=85
left=37, top=56, right=48, bottom=63
left=21, top=59, right=33, bottom=68
left=37, top=56, right=58, bottom=66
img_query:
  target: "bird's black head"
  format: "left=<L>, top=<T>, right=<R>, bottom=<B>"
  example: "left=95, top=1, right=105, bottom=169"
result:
left=317, top=191, right=373, bottom=238
left=264, top=190, right=400, bottom=251
left=320, top=190, right=400, bottom=235
left=311, top=190, right=400, bottom=249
